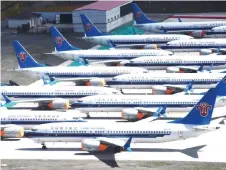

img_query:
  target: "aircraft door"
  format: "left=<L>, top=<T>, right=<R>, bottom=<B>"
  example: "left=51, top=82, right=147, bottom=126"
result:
left=178, top=129, right=183, bottom=138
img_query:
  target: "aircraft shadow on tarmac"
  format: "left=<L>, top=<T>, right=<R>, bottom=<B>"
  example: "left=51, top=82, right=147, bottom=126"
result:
left=16, top=145, right=206, bottom=168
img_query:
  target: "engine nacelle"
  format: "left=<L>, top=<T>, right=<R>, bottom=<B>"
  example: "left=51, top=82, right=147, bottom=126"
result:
left=200, top=49, right=213, bottom=55
left=143, top=44, right=158, bottom=49
left=47, top=99, right=70, bottom=111
left=121, top=108, right=145, bottom=120
left=81, top=139, right=109, bottom=151
left=152, top=85, right=175, bottom=94
left=166, top=66, right=180, bottom=73
left=1, top=125, right=24, bottom=138
left=189, top=30, right=205, bottom=38
left=86, top=78, right=105, bottom=87
left=119, top=60, right=130, bottom=66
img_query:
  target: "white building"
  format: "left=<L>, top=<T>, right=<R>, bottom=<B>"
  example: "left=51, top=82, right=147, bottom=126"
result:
left=73, top=1, right=132, bottom=33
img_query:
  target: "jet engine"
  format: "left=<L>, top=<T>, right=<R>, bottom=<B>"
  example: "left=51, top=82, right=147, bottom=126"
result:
left=152, top=85, right=176, bottom=94
left=81, top=139, right=109, bottom=151
left=47, top=99, right=70, bottom=111
left=143, top=44, right=158, bottom=49
left=200, top=49, right=213, bottom=55
left=166, top=66, right=180, bottom=73
left=85, top=78, right=106, bottom=87
left=119, top=60, right=130, bottom=66
left=189, top=30, right=205, bottom=38
left=1, top=125, right=24, bottom=138
left=121, top=108, right=145, bottom=120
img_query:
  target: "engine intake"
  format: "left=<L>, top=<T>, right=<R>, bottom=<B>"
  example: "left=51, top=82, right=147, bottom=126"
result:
left=85, top=78, right=105, bottom=87
left=81, top=139, right=108, bottom=151
left=121, top=108, right=145, bottom=120
left=1, top=125, right=24, bottom=138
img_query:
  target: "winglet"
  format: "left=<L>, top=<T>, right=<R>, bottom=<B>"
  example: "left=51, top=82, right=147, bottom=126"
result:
left=124, top=137, right=132, bottom=152
left=2, top=94, right=11, bottom=103
left=80, top=14, right=103, bottom=37
left=12, top=40, right=45, bottom=68
left=184, top=80, right=194, bottom=92
left=178, top=18, right=182, bottom=22
left=206, top=63, right=214, bottom=72
left=42, top=76, right=48, bottom=85
left=153, top=106, right=167, bottom=117
left=198, top=65, right=204, bottom=72
left=107, top=40, right=116, bottom=49
left=132, top=27, right=137, bottom=35
left=49, top=26, right=79, bottom=51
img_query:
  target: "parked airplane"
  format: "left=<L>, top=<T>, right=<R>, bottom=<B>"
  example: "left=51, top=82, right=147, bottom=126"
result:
left=107, top=73, right=226, bottom=89
left=117, top=55, right=226, bottom=70
left=12, top=41, right=148, bottom=83
left=205, top=26, right=226, bottom=38
left=47, top=27, right=173, bottom=61
left=71, top=76, right=226, bottom=117
left=24, top=83, right=224, bottom=151
left=80, top=14, right=193, bottom=48
left=0, top=111, right=86, bottom=130
left=161, top=39, right=226, bottom=52
left=0, top=85, right=121, bottom=110
left=132, top=3, right=226, bottom=38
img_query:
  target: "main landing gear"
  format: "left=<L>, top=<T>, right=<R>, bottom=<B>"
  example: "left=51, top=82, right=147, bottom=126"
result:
left=41, top=143, right=47, bottom=150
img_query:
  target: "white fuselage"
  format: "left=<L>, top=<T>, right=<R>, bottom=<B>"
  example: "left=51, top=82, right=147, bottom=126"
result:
left=123, top=55, right=226, bottom=70
left=107, top=73, right=226, bottom=89
left=26, top=122, right=214, bottom=143
left=0, top=112, right=85, bottom=130
left=71, top=94, right=226, bottom=112
left=0, top=86, right=121, bottom=103
left=15, top=66, right=148, bottom=80
left=135, top=21, right=226, bottom=33
left=205, top=26, right=226, bottom=38
left=162, top=39, right=226, bottom=52
left=51, top=48, right=173, bottom=61
left=82, top=34, right=193, bottom=46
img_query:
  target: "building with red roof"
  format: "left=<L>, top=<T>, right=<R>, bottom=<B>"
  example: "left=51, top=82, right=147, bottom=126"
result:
left=73, top=1, right=132, bottom=33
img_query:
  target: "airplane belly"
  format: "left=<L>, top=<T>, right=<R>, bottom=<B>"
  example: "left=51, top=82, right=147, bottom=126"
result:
left=110, top=84, right=154, bottom=89
left=77, top=107, right=123, bottom=112
left=32, top=137, right=83, bottom=143
left=192, top=84, right=216, bottom=89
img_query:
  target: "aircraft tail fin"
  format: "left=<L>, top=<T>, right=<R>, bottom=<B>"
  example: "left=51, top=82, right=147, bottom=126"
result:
left=80, top=14, right=104, bottom=37
left=170, top=87, right=217, bottom=125
left=49, top=26, right=80, bottom=51
left=12, top=41, right=45, bottom=68
left=215, top=75, right=226, bottom=96
left=131, top=3, right=157, bottom=24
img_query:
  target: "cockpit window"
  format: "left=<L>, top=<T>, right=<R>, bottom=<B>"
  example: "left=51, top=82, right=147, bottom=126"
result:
left=31, top=128, right=38, bottom=132
left=77, top=99, right=83, bottom=103
left=143, top=70, right=148, bottom=73
left=112, top=77, right=117, bottom=80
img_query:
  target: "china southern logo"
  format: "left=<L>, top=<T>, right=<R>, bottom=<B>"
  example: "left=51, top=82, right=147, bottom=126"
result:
left=55, top=37, right=64, bottom=46
left=223, top=78, right=226, bottom=83
left=85, top=23, right=92, bottom=32
left=135, top=12, right=142, bottom=20
left=17, top=52, right=27, bottom=62
left=196, top=102, right=212, bottom=117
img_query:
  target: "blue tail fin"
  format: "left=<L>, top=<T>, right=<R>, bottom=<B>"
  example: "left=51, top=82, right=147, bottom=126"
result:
left=49, top=26, right=80, bottom=51
left=80, top=14, right=103, bottom=37
left=12, top=41, right=45, bottom=68
left=131, top=3, right=157, bottom=24
left=170, top=87, right=217, bottom=125
left=215, top=75, right=226, bottom=96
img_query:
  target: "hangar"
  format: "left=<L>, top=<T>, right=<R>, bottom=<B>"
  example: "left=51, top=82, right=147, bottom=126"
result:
left=72, top=1, right=132, bottom=33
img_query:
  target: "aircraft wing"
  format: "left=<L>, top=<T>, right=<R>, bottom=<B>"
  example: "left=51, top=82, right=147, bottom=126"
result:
left=8, top=98, right=63, bottom=103
left=90, top=60, right=126, bottom=66
left=96, top=137, right=130, bottom=147
left=135, top=116, right=159, bottom=123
